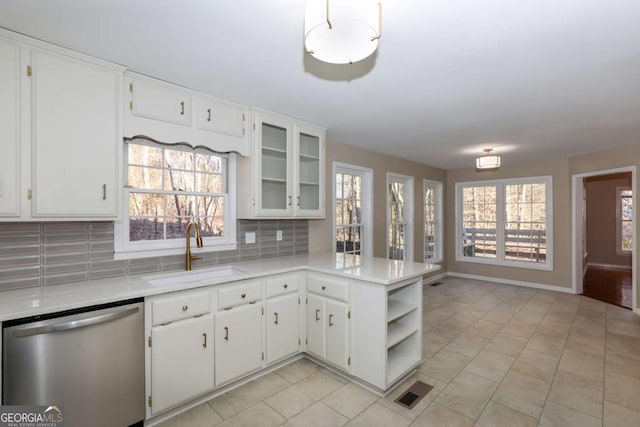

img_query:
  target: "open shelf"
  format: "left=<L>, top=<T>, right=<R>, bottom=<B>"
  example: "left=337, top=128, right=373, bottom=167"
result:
left=387, top=333, right=421, bottom=385
left=387, top=300, right=417, bottom=323
left=262, top=146, right=287, bottom=155
left=299, top=153, right=319, bottom=161
left=262, top=177, right=286, bottom=184
left=387, top=321, right=418, bottom=349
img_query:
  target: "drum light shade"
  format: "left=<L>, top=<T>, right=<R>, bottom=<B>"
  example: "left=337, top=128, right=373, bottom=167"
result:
left=476, top=149, right=501, bottom=170
left=304, top=0, right=382, bottom=64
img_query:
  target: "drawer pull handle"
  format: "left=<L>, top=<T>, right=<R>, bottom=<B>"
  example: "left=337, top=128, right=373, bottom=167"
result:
left=241, top=293, right=246, bottom=298
left=202, top=333, right=207, bottom=348
left=224, top=326, right=229, bottom=341
left=315, top=309, right=320, bottom=322
left=207, top=108, right=212, bottom=122
left=102, top=184, right=107, bottom=200
left=321, top=286, right=326, bottom=291
left=329, top=314, right=334, bottom=327
left=182, top=305, right=188, bottom=311
left=180, top=101, right=185, bottom=115
left=283, top=284, right=288, bottom=289
left=274, top=312, right=279, bottom=325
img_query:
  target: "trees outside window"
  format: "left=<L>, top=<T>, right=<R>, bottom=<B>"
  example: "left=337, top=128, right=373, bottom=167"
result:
left=456, top=176, right=553, bottom=270
left=388, top=173, right=413, bottom=261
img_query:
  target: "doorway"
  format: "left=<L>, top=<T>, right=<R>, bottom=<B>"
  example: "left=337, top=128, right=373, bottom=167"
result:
left=572, top=167, right=637, bottom=311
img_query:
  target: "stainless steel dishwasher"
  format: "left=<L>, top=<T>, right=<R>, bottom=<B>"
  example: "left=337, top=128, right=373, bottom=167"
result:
left=3, top=298, right=145, bottom=427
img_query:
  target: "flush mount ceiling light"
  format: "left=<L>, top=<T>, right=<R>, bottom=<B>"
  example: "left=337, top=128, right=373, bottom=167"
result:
left=476, top=148, right=501, bottom=170
left=304, top=0, right=382, bottom=65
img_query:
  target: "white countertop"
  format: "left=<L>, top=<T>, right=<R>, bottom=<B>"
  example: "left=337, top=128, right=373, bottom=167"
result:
left=0, top=253, right=440, bottom=322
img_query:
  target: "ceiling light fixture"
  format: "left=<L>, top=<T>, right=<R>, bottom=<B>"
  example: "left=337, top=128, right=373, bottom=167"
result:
left=476, top=148, right=501, bottom=170
left=304, top=0, right=382, bottom=65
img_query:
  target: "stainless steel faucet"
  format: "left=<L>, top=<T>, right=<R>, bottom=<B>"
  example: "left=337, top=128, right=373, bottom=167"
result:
left=185, top=221, right=203, bottom=271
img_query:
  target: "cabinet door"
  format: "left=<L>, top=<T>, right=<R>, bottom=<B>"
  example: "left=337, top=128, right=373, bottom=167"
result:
left=151, top=315, right=214, bottom=414
left=294, top=124, right=325, bottom=218
left=305, top=294, right=325, bottom=359
left=131, top=79, right=191, bottom=126
left=0, top=37, right=20, bottom=217
left=326, top=299, right=349, bottom=371
left=254, top=113, right=293, bottom=217
left=215, top=303, right=263, bottom=386
left=198, top=98, right=245, bottom=137
left=266, top=294, right=299, bottom=364
left=31, top=50, right=120, bottom=217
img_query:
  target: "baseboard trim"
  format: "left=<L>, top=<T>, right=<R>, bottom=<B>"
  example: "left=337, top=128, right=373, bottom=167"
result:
left=587, top=262, right=632, bottom=271
left=423, top=272, right=447, bottom=285
left=446, top=272, right=576, bottom=294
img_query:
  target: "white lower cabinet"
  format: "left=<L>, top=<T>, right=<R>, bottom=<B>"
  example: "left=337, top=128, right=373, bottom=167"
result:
left=305, top=293, right=325, bottom=359
left=266, top=293, right=300, bottom=364
left=150, top=314, right=214, bottom=415
left=305, top=273, right=351, bottom=372
left=325, top=299, right=349, bottom=370
left=214, top=303, right=264, bottom=386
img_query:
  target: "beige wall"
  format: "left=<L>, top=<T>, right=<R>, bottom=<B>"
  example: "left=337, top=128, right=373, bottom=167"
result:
left=446, top=158, right=573, bottom=288
left=308, top=140, right=446, bottom=273
left=585, top=173, right=632, bottom=267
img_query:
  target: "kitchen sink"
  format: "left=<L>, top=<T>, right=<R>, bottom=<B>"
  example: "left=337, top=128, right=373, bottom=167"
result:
left=144, top=265, right=249, bottom=287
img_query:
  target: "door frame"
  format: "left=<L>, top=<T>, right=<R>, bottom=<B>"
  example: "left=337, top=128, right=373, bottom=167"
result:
left=571, top=166, right=637, bottom=313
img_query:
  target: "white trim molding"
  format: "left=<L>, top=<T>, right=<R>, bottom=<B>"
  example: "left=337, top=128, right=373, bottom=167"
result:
left=446, top=272, right=576, bottom=294
left=422, top=272, right=448, bottom=286
left=572, top=166, right=637, bottom=313
left=587, top=262, right=632, bottom=271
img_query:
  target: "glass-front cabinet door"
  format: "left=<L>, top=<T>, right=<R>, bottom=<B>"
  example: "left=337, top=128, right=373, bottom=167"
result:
left=254, top=113, right=293, bottom=216
left=294, top=124, right=325, bottom=217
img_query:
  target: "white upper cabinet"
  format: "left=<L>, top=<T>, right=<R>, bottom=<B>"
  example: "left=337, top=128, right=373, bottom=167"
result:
left=131, top=80, right=192, bottom=126
left=0, top=37, right=20, bottom=217
left=0, top=28, right=124, bottom=221
left=237, top=108, right=325, bottom=219
left=31, top=49, right=122, bottom=217
left=294, top=124, right=325, bottom=217
left=125, top=72, right=249, bottom=156
left=197, top=98, right=245, bottom=138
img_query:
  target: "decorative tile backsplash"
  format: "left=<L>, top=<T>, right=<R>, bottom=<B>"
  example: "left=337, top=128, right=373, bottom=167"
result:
left=0, top=220, right=309, bottom=291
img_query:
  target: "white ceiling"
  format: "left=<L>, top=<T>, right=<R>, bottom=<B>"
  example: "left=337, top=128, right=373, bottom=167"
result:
left=1, top=0, right=639, bottom=169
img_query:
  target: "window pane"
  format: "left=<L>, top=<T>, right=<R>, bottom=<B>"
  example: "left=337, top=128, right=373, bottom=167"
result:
left=164, top=148, right=194, bottom=171
left=129, top=192, right=164, bottom=216
left=129, top=217, right=163, bottom=241
left=199, top=216, right=224, bottom=237
left=128, top=144, right=162, bottom=167
left=165, top=195, right=195, bottom=217
left=163, top=170, right=194, bottom=192
left=128, top=166, right=163, bottom=190
left=165, top=217, right=190, bottom=239
left=197, top=196, right=225, bottom=218
left=196, top=173, right=222, bottom=193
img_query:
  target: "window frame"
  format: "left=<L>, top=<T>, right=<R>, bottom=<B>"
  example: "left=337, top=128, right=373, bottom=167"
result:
left=616, top=186, right=632, bottom=255
left=114, top=140, right=237, bottom=259
left=455, top=176, right=553, bottom=271
left=423, top=179, right=443, bottom=264
left=387, top=173, right=414, bottom=261
left=333, top=162, right=373, bottom=257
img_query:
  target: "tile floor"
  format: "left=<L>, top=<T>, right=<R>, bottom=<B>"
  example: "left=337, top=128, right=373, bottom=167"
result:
left=158, top=277, right=640, bottom=427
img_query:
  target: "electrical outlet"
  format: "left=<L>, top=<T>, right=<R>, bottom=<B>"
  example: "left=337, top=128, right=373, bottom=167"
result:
left=276, top=230, right=283, bottom=241
left=245, top=232, right=256, bottom=244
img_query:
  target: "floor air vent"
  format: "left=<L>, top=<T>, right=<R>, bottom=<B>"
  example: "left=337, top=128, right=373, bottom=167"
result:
left=394, top=381, right=433, bottom=409
left=429, top=282, right=443, bottom=287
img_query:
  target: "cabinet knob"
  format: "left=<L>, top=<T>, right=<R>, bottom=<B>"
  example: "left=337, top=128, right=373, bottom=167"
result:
left=321, top=286, right=326, bottom=291
left=283, top=284, right=288, bottom=289
left=241, top=293, right=246, bottom=298
left=182, top=305, right=188, bottom=311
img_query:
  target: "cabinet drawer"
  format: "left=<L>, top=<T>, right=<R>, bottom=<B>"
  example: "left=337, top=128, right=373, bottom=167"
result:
left=266, top=273, right=299, bottom=298
left=197, top=98, right=245, bottom=137
left=307, top=274, right=348, bottom=302
left=152, top=290, right=211, bottom=325
left=218, top=280, right=262, bottom=309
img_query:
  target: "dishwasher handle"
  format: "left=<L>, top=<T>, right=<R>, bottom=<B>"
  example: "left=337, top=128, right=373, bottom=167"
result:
left=13, top=306, right=140, bottom=338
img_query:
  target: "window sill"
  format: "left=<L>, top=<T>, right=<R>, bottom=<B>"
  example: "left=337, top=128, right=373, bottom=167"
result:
left=425, top=258, right=443, bottom=264
left=455, top=255, right=553, bottom=271
left=114, top=243, right=238, bottom=261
